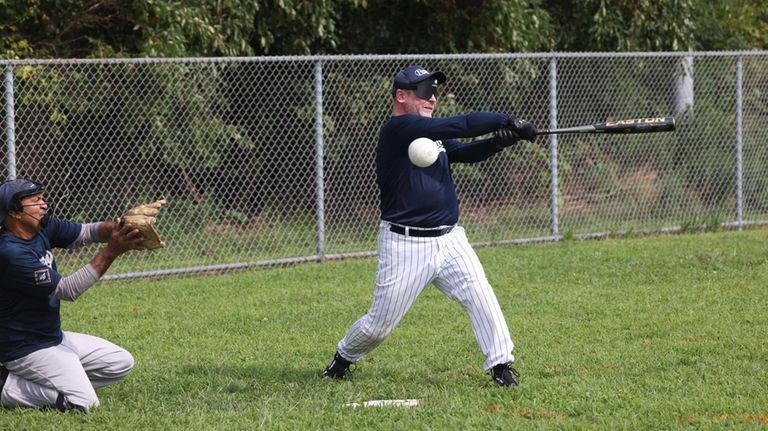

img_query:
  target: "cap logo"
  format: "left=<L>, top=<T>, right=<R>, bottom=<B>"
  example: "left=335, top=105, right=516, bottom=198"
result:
left=413, top=69, right=429, bottom=77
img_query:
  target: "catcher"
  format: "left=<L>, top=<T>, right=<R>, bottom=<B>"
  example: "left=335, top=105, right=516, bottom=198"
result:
left=0, top=178, right=165, bottom=411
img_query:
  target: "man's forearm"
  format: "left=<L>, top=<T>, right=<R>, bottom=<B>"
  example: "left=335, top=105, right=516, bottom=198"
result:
left=90, top=246, right=121, bottom=276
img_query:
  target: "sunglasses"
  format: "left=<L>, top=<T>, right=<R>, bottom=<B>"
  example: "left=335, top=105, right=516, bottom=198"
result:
left=397, top=78, right=440, bottom=100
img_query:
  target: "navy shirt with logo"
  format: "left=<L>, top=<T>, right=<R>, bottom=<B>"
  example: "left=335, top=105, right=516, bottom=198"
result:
left=0, top=217, right=81, bottom=362
left=376, top=112, right=509, bottom=228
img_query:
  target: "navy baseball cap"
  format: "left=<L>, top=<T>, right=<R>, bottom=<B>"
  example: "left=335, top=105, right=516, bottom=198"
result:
left=0, top=178, right=45, bottom=225
left=391, top=65, right=446, bottom=99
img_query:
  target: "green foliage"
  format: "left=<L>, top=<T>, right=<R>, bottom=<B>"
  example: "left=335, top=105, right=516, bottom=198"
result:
left=10, top=61, right=256, bottom=213
left=0, top=0, right=262, bottom=58
left=0, top=0, right=142, bottom=58
left=0, top=0, right=36, bottom=58
left=252, top=0, right=365, bottom=55
left=704, top=215, right=723, bottom=232
left=122, top=63, right=255, bottom=170
left=543, top=0, right=768, bottom=52
left=692, top=0, right=768, bottom=50
left=741, top=57, right=768, bottom=214
left=334, top=0, right=556, bottom=53
left=592, top=0, right=697, bottom=51
left=560, top=138, right=620, bottom=198
left=136, top=0, right=258, bottom=56
left=1, top=0, right=766, bottom=59
left=543, top=0, right=696, bottom=51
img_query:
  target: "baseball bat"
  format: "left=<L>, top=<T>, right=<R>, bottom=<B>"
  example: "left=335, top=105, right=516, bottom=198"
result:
left=538, top=116, right=675, bottom=135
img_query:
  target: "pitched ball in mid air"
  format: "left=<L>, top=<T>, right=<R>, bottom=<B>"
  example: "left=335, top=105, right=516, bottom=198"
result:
left=407, top=137, right=439, bottom=168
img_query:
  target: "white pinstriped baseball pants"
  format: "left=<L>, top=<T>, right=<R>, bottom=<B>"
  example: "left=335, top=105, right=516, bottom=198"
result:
left=337, top=223, right=514, bottom=371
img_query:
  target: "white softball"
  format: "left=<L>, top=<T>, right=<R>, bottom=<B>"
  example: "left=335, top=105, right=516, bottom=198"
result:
left=408, top=137, right=439, bottom=168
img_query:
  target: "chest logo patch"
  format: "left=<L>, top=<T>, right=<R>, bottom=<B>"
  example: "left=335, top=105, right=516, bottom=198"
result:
left=34, top=269, right=52, bottom=285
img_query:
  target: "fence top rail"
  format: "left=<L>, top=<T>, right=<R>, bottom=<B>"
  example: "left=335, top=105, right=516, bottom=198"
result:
left=2, top=50, right=768, bottom=67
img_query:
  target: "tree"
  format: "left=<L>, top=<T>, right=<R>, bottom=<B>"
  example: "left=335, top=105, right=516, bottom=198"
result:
left=1, top=0, right=141, bottom=58
left=251, top=0, right=363, bottom=55
left=544, top=0, right=697, bottom=51
left=0, top=0, right=361, bottom=58
left=136, top=0, right=259, bottom=56
left=334, top=0, right=555, bottom=54
left=692, top=0, right=768, bottom=50
left=543, top=0, right=768, bottom=52
left=3, top=0, right=766, bottom=59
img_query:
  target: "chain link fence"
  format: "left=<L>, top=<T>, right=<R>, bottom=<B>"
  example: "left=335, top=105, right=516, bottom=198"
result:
left=2, top=53, right=767, bottom=279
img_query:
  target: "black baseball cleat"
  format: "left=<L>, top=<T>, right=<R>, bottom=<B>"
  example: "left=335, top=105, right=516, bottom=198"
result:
left=490, top=362, right=520, bottom=387
left=322, top=352, right=353, bottom=379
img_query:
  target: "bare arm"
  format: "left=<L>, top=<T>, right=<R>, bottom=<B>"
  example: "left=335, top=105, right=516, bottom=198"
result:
left=90, top=221, right=145, bottom=276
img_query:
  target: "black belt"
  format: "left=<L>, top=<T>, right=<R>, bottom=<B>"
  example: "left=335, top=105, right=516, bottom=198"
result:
left=389, top=225, right=453, bottom=237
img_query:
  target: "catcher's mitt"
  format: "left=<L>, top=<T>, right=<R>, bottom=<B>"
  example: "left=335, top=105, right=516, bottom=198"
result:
left=122, top=197, right=167, bottom=250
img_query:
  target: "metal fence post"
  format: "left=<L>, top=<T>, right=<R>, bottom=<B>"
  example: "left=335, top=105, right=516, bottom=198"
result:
left=313, top=61, right=327, bottom=258
left=548, top=57, right=560, bottom=238
left=4, top=65, right=16, bottom=180
left=735, top=56, right=744, bottom=230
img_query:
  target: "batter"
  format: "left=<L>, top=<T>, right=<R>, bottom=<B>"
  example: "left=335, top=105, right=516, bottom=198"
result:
left=323, top=65, right=537, bottom=386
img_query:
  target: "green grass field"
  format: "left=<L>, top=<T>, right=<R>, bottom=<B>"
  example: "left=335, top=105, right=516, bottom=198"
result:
left=3, top=229, right=767, bottom=430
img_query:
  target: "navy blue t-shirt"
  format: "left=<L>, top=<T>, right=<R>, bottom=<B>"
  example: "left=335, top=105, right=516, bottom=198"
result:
left=0, top=217, right=81, bottom=362
left=376, top=112, right=509, bottom=227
